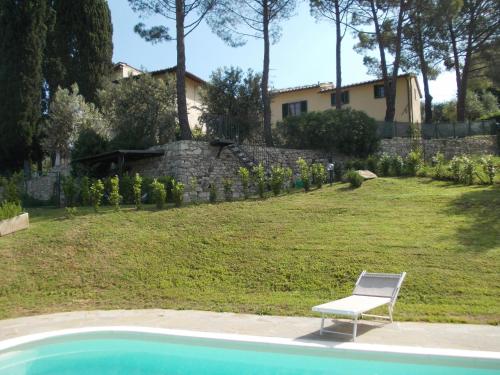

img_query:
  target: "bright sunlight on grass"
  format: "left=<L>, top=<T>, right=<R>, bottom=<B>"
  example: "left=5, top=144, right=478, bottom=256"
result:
left=0, top=178, right=498, bottom=324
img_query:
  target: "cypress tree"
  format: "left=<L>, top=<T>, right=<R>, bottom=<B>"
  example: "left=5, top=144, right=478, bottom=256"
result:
left=46, top=0, right=113, bottom=104
left=0, top=0, right=47, bottom=173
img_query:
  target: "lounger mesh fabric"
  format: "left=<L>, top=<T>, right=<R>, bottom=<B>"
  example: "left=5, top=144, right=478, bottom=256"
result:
left=353, top=273, right=402, bottom=298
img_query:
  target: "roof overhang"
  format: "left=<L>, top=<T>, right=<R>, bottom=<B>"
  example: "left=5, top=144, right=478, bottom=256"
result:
left=72, top=149, right=165, bottom=164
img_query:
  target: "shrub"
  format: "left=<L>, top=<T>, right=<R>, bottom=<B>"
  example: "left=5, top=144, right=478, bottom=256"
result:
left=283, top=167, right=293, bottom=193
left=449, top=156, right=462, bottom=183
left=158, top=176, right=174, bottom=203
left=1, top=173, right=23, bottom=204
left=379, top=153, right=391, bottom=176
left=432, top=152, right=447, bottom=180
left=89, top=179, right=105, bottom=212
left=0, top=201, right=22, bottom=221
left=461, top=156, right=475, bottom=185
left=352, top=159, right=366, bottom=170
left=65, top=206, right=77, bottom=219
left=141, top=177, right=154, bottom=203
left=278, top=108, right=379, bottom=158
left=334, top=162, right=343, bottom=181
left=62, top=176, right=77, bottom=207
left=390, top=155, right=404, bottom=177
left=109, top=175, right=121, bottom=211
left=119, top=173, right=134, bottom=204
left=296, top=158, right=311, bottom=192
left=209, top=183, right=217, bottom=203
left=222, top=178, right=233, bottom=201
left=150, top=179, right=166, bottom=209
left=133, top=173, right=143, bottom=209
left=238, top=167, right=250, bottom=199
left=252, top=163, right=267, bottom=198
left=270, top=166, right=285, bottom=196
left=405, top=149, right=423, bottom=176
left=311, top=163, right=326, bottom=189
left=189, top=177, right=199, bottom=204
left=80, top=176, right=90, bottom=206
left=172, top=180, right=185, bottom=207
left=366, top=155, right=378, bottom=172
left=344, top=169, right=363, bottom=188
left=480, top=155, right=496, bottom=185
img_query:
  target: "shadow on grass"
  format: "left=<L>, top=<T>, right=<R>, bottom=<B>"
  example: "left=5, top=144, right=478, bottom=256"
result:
left=445, top=186, right=500, bottom=252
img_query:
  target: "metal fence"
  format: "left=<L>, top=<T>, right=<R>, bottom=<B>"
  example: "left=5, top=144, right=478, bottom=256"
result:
left=377, top=120, right=498, bottom=139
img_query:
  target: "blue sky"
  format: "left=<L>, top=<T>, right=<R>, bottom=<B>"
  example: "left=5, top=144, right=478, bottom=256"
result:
left=109, top=0, right=456, bottom=102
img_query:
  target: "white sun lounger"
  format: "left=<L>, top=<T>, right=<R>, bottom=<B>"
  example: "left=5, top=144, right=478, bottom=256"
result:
left=312, top=271, right=406, bottom=341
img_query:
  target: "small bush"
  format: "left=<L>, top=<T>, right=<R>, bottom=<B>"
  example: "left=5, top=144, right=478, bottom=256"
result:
left=109, top=175, right=122, bottom=211
left=480, top=155, right=496, bottom=185
left=158, top=176, right=174, bottom=203
left=344, top=169, right=363, bottom=188
left=133, top=173, right=142, bottom=209
left=62, top=176, right=77, bottom=207
left=189, top=177, right=199, bottom=204
left=238, top=167, right=250, bottom=199
left=209, top=183, right=217, bottom=203
left=65, top=206, right=77, bottom=219
left=0, top=201, right=22, bottom=220
left=390, top=155, right=404, bottom=177
left=296, top=158, right=311, bottom=192
left=223, top=178, right=233, bottom=201
left=141, top=177, right=154, bottom=203
left=172, top=180, right=185, bottom=207
left=366, top=155, right=378, bottom=172
left=80, top=176, right=90, bottom=206
left=283, top=167, right=293, bottom=193
left=405, top=149, right=423, bottom=176
left=151, top=179, right=166, bottom=209
left=270, top=166, right=285, bottom=196
left=461, top=156, right=475, bottom=185
left=379, top=153, right=391, bottom=176
left=432, top=152, right=447, bottom=180
left=90, top=179, right=105, bottom=212
left=450, top=156, right=462, bottom=183
left=311, top=163, right=326, bottom=189
left=334, top=162, right=343, bottom=181
left=252, top=163, right=267, bottom=198
left=119, top=173, right=134, bottom=204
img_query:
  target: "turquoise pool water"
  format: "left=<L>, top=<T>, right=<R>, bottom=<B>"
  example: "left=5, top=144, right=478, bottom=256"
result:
left=0, top=332, right=498, bottom=375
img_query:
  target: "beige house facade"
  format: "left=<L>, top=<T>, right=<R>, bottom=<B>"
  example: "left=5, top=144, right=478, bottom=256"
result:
left=271, top=74, right=422, bottom=124
left=112, top=62, right=205, bottom=129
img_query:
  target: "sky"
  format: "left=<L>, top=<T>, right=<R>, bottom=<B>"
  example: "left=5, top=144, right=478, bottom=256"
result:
left=109, top=0, right=457, bottom=103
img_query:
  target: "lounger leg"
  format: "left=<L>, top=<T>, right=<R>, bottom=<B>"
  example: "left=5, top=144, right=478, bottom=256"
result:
left=389, top=305, right=393, bottom=322
left=352, top=316, right=358, bottom=341
left=320, top=313, right=325, bottom=335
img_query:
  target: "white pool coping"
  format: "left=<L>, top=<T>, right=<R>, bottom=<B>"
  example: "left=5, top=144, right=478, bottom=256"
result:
left=1, top=326, right=499, bottom=361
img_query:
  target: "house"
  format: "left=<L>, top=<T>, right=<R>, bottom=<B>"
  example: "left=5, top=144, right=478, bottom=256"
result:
left=270, top=74, right=422, bottom=124
left=112, top=62, right=205, bottom=129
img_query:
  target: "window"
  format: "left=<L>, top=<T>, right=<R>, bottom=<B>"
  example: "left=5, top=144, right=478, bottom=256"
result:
left=374, top=84, right=385, bottom=98
left=282, top=100, right=307, bottom=118
left=331, top=91, right=350, bottom=106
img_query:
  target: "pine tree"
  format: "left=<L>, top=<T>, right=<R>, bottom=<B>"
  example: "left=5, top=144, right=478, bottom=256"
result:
left=0, top=0, right=48, bottom=173
left=46, top=0, right=113, bottom=104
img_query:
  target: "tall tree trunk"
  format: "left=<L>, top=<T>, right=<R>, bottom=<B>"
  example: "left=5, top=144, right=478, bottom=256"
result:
left=448, top=21, right=465, bottom=121
left=334, top=0, right=342, bottom=110
left=415, top=19, right=432, bottom=123
left=176, top=0, right=192, bottom=140
left=261, top=0, right=273, bottom=146
left=386, top=0, right=405, bottom=123
left=370, top=1, right=390, bottom=121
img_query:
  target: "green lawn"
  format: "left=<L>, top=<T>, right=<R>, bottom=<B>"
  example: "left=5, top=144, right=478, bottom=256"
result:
left=0, top=178, right=499, bottom=324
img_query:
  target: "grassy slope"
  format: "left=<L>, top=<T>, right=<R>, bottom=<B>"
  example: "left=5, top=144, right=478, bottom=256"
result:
left=0, top=178, right=498, bottom=324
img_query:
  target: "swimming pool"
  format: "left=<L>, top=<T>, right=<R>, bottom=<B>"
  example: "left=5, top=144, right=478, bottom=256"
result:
left=0, top=327, right=498, bottom=375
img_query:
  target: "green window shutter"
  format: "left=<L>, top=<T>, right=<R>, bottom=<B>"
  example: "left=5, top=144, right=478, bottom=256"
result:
left=343, top=91, right=349, bottom=104
left=282, top=103, right=288, bottom=118
left=300, top=100, right=308, bottom=113
left=331, top=93, right=336, bottom=106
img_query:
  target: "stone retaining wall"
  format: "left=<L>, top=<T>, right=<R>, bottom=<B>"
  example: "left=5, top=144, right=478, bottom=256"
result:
left=380, top=135, right=498, bottom=159
left=128, top=141, right=334, bottom=202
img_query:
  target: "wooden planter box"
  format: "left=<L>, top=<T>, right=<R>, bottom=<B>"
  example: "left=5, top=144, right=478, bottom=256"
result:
left=0, top=213, right=29, bottom=237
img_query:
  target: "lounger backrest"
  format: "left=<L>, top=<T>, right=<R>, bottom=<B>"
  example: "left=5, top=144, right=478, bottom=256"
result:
left=353, top=271, right=406, bottom=302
